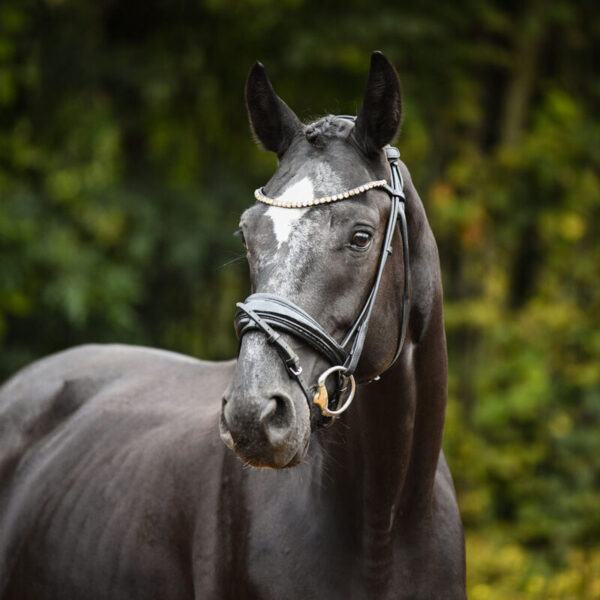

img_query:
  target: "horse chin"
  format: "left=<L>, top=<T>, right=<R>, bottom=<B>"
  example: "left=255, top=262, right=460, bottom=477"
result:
left=279, top=439, right=310, bottom=468
left=219, top=411, right=310, bottom=469
left=227, top=442, right=309, bottom=470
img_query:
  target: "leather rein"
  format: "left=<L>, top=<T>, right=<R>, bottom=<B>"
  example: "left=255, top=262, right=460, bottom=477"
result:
left=234, top=135, right=410, bottom=425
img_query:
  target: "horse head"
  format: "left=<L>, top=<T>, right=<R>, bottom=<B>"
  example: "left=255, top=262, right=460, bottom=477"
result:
left=220, top=52, right=409, bottom=468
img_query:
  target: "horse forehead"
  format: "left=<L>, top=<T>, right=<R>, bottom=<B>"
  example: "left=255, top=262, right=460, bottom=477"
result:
left=265, top=204, right=310, bottom=248
left=251, top=153, right=374, bottom=294
left=297, top=159, right=344, bottom=195
left=263, top=160, right=340, bottom=247
left=266, top=156, right=352, bottom=198
left=264, top=178, right=315, bottom=247
left=256, top=203, right=328, bottom=297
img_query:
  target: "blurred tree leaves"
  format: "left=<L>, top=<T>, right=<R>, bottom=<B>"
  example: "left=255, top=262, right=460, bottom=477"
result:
left=1, top=0, right=599, bottom=596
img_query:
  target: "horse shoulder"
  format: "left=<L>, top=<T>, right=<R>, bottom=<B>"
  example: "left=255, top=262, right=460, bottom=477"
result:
left=0, top=344, right=234, bottom=599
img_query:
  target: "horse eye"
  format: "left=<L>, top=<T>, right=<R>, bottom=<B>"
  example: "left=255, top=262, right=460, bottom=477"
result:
left=350, top=231, right=372, bottom=249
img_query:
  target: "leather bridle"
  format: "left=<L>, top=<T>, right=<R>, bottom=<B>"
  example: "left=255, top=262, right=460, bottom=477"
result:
left=234, top=121, right=410, bottom=424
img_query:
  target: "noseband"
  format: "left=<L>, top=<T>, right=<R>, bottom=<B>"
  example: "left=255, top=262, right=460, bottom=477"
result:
left=235, top=123, right=410, bottom=424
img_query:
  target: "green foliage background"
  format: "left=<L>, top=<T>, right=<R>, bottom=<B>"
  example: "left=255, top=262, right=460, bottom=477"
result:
left=1, top=1, right=598, bottom=597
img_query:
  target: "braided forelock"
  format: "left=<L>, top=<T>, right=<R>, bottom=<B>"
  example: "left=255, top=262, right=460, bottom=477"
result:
left=304, top=115, right=351, bottom=148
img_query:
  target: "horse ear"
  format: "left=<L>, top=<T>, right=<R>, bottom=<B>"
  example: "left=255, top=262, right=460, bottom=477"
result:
left=353, top=52, right=402, bottom=156
left=246, top=62, right=302, bottom=157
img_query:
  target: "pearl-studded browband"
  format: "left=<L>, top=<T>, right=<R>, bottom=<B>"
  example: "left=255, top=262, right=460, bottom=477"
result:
left=254, top=179, right=388, bottom=208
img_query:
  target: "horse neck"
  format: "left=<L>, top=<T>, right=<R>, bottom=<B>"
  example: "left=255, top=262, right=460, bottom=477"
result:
left=318, top=182, right=447, bottom=534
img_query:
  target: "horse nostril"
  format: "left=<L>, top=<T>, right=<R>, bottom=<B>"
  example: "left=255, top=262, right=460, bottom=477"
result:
left=260, top=395, right=294, bottom=442
left=219, top=395, right=235, bottom=448
left=221, top=395, right=230, bottom=424
left=259, top=398, right=278, bottom=423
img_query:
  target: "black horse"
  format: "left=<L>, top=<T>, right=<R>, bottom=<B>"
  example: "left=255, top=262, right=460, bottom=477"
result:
left=0, top=52, right=466, bottom=599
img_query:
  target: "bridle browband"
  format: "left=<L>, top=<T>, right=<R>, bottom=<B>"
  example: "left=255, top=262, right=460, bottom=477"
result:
left=235, top=117, right=411, bottom=425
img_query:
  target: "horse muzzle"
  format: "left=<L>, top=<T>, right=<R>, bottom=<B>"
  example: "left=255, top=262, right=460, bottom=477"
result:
left=219, top=335, right=311, bottom=468
left=220, top=391, right=309, bottom=468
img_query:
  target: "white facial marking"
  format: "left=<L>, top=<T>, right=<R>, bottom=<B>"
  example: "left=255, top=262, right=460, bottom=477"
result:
left=261, top=161, right=344, bottom=296
left=274, top=176, right=314, bottom=207
left=265, top=205, right=309, bottom=247
left=265, top=177, right=313, bottom=247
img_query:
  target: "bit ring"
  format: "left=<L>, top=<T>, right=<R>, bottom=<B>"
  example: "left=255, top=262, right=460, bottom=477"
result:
left=312, top=365, right=356, bottom=417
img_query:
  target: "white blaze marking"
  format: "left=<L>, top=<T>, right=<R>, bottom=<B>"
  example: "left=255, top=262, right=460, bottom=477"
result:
left=261, top=162, right=343, bottom=294
left=265, top=205, right=309, bottom=247
left=265, top=177, right=312, bottom=247
left=275, top=176, right=314, bottom=206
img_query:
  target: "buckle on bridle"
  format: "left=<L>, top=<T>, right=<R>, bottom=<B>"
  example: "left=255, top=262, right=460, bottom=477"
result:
left=286, top=360, right=303, bottom=377
left=312, top=365, right=356, bottom=418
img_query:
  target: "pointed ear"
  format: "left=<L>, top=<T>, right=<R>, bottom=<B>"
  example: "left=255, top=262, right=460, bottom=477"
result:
left=353, top=52, right=402, bottom=156
left=245, top=62, right=302, bottom=157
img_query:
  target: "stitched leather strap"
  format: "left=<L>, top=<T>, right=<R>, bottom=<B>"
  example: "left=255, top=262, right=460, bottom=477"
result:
left=235, top=294, right=346, bottom=367
left=235, top=301, right=316, bottom=408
